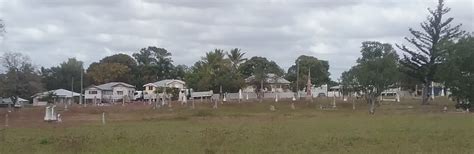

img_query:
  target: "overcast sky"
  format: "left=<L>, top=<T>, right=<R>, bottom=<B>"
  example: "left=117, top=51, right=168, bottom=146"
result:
left=0, top=0, right=472, bottom=80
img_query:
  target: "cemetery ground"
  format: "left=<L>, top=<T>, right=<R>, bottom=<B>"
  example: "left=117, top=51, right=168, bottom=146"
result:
left=0, top=97, right=473, bottom=154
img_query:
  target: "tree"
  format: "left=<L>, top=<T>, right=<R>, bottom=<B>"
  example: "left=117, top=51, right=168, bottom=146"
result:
left=227, top=48, right=247, bottom=70
left=186, top=49, right=244, bottom=93
left=239, top=56, right=284, bottom=78
left=100, top=53, right=137, bottom=69
left=87, top=62, right=131, bottom=84
left=286, top=55, right=330, bottom=91
left=437, top=34, right=474, bottom=104
left=0, top=52, right=44, bottom=108
left=132, top=46, right=173, bottom=66
left=237, top=56, right=284, bottom=99
left=340, top=67, right=361, bottom=97
left=343, top=42, right=400, bottom=114
left=396, top=0, right=464, bottom=105
left=132, top=46, right=176, bottom=89
left=87, top=54, right=136, bottom=85
left=41, top=58, right=86, bottom=92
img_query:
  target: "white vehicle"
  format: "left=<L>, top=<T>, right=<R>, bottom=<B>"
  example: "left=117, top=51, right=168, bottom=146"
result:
left=133, top=91, right=144, bottom=101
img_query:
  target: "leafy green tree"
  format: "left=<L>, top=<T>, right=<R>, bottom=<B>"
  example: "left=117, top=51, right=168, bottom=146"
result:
left=227, top=48, right=247, bottom=71
left=437, top=35, right=474, bottom=103
left=341, top=67, right=360, bottom=97
left=396, top=0, right=464, bottom=105
left=41, top=58, right=87, bottom=92
left=343, top=42, right=400, bottom=114
left=132, top=46, right=176, bottom=89
left=237, top=56, right=284, bottom=99
left=239, top=56, right=284, bottom=78
left=186, top=49, right=244, bottom=93
left=172, top=64, right=189, bottom=80
left=100, top=53, right=137, bottom=69
left=286, top=55, right=330, bottom=91
left=87, top=62, right=131, bottom=85
left=0, top=52, right=44, bottom=108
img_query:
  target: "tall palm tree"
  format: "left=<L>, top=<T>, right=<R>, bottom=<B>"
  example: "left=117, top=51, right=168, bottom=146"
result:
left=227, top=48, right=247, bottom=70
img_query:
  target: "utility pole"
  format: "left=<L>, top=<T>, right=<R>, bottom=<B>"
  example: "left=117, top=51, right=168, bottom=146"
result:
left=80, top=66, right=83, bottom=105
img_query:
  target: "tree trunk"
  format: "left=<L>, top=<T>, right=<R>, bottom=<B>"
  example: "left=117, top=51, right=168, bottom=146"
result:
left=368, top=97, right=376, bottom=115
left=259, top=80, right=264, bottom=103
left=421, top=83, right=430, bottom=105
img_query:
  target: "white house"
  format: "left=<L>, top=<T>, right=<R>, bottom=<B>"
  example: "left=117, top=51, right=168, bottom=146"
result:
left=85, top=82, right=136, bottom=103
left=143, top=79, right=186, bottom=100
left=32, top=89, right=81, bottom=106
left=244, top=73, right=291, bottom=93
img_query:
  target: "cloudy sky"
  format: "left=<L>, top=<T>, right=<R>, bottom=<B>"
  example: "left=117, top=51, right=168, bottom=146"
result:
left=0, top=0, right=472, bottom=79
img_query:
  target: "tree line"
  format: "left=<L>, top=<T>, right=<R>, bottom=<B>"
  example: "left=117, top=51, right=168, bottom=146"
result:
left=0, top=0, right=472, bottom=113
left=341, top=0, right=472, bottom=114
left=0, top=45, right=331, bottom=102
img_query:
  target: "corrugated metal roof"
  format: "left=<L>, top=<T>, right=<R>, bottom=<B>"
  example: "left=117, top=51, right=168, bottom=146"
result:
left=33, top=89, right=80, bottom=98
left=91, top=82, right=135, bottom=90
left=144, top=79, right=185, bottom=87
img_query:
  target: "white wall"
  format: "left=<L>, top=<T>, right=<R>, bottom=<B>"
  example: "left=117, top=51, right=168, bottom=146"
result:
left=112, top=86, right=135, bottom=100
left=85, top=88, right=102, bottom=100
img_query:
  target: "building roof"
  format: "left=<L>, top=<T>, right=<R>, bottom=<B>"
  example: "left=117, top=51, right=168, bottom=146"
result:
left=1, top=97, right=28, bottom=104
left=245, top=73, right=291, bottom=84
left=88, top=82, right=135, bottom=90
left=33, top=89, right=80, bottom=98
left=143, top=79, right=185, bottom=87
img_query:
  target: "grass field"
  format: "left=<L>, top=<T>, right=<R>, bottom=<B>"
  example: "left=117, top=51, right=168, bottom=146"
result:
left=0, top=97, right=473, bottom=154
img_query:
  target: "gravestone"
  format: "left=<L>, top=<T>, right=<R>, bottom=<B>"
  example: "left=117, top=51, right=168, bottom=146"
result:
left=57, top=114, right=62, bottom=123
left=275, top=94, right=279, bottom=102
left=102, top=112, right=106, bottom=125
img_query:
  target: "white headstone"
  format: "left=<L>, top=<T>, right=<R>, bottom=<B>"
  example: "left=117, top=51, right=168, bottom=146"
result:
left=51, top=105, right=57, bottom=121
left=57, top=114, right=62, bottom=122
left=239, top=89, right=243, bottom=101
left=292, top=95, right=296, bottom=101
left=275, top=94, right=279, bottom=102
left=44, top=106, right=51, bottom=121
left=431, top=81, right=435, bottom=100
left=223, top=95, right=227, bottom=102
left=102, top=112, right=106, bottom=125
left=246, top=93, right=249, bottom=100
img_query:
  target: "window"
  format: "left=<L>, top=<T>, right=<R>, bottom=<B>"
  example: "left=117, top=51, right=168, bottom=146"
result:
left=103, top=91, right=113, bottom=95
left=88, top=91, right=97, bottom=94
left=117, top=91, right=124, bottom=95
left=148, top=86, right=153, bottom=90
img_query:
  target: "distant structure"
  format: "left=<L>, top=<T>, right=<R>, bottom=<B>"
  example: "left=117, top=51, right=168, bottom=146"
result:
left=0, top=97, right=29, bottom=108
left=84, top=82, right=136, bottom=104
left=243, top=73, right=291, bottom=93
left=143, top=79, right=186, bottom=101
left=32, top=89, right=80, bottom=106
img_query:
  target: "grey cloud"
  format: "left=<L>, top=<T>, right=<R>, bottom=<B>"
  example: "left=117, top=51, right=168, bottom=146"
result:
left=0, top=0, right=472, bottom=80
